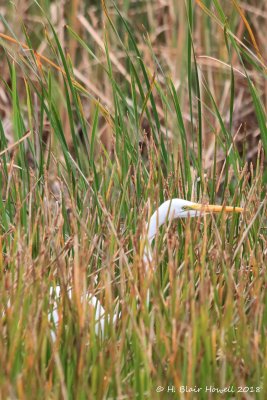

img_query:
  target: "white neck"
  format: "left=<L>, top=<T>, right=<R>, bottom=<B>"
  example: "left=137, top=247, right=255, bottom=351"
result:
left=143, top=200, right=177, bottom=265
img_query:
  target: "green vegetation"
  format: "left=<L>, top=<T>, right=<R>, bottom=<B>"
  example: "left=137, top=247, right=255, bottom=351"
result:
left=0, top=1, right=266, bottom=398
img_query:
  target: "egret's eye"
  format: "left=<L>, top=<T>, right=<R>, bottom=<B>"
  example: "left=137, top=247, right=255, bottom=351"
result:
left=182, top=205, right=191, bottom=211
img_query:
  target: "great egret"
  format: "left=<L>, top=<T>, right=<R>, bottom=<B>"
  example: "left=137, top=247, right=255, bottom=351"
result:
left=50, top=198, right=243, bottom=338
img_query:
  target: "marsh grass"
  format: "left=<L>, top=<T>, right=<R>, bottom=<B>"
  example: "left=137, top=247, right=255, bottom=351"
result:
left=0, top=1, right=267, bottom=399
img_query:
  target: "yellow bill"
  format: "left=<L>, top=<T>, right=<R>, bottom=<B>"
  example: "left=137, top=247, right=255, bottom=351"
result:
left=187, top=203, right=244, bottom=213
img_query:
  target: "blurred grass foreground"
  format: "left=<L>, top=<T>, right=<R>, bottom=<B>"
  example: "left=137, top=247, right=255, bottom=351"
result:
left=0, top=1, right=267, bottom=399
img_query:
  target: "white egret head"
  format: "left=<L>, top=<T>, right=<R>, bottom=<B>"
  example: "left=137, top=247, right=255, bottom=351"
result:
left=144, top=199, right=243, bottom=263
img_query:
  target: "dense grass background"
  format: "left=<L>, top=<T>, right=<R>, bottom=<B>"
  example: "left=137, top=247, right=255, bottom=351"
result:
left=0, top=1, right=266, bottom=398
